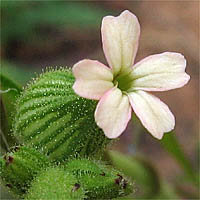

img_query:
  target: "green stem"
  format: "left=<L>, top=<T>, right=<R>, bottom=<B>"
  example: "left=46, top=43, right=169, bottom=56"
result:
left=0, top=129, right=10, bottom=152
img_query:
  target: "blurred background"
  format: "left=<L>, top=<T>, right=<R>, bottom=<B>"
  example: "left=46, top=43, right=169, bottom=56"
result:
left=1, top=1, right=199, bottom=199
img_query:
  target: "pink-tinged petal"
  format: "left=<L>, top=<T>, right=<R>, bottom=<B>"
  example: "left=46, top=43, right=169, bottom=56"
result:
left=129, top=52, right=190, bottom=91
left=128, top=91, right=175, bottom=139
left=102, top=10, right=140, bottom=76
left=95, top=87, right=132, bottom=138
left=73, top=59, right=113, bottom=81
left=73, top=80, right=114, bottom=100
left=73, top=59, right=114, bottom=100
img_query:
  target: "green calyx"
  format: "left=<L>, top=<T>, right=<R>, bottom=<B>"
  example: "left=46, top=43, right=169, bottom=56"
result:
left=4, top=67, right=134, bottom=199
left=65, top=158, right=133, bottom=199
left=13, top=68, right=111, bottom=163
left=0, top=146, right=50, bottom=195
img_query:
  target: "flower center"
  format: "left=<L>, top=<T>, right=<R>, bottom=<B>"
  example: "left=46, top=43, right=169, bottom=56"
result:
left=113, top=68, right=134, bottom=92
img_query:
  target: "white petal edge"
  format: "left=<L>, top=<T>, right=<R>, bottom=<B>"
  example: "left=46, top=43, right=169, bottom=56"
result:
left=95, top=87, right=132, bottom=138
left=101, top=10, right=140, bottom=76
left=130, top=52, right=190, bottom=91
left=72, top=59, right=114, bottom=100
left=128, top=91, right=175, bottom=139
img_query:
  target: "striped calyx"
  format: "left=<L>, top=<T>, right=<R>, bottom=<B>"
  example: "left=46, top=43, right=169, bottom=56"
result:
left=0, top=146, right=49, bottom=195
left=25, top=167, right=85, bottom=200
left=13, top=69, right=110, bottom=163
left=66, top=158, right=133, bottom=199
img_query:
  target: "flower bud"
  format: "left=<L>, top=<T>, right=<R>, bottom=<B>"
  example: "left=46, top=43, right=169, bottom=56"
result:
left=0, top=146, right=49, bottom=195
left=66, top=158, right=133, bottom=199
left=25, top=167, right=85, bottom=200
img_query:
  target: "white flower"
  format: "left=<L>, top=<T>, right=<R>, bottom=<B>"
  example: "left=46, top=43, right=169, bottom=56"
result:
left=72, top=10, right=190, bottom=139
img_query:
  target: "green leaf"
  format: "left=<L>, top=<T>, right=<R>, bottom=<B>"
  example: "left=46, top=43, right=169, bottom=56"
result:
left=0, top=61, right=37, bottom=140
left=160, top=132, right=198, bottom=186
left=107, top=150, right=161, bottom=198
left=1, top=61, right=35, bottom=85
left=0, top=71, right=22, bottom=122
left=0, top=65, right=22, bottom=150
left=132, top=112, right=198, bottom=187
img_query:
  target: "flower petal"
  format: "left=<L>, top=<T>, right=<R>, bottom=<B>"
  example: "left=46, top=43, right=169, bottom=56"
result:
left=102, top=10, right=140, bottom=76
left=73, top=59, right=114, bottom=100
left=95, top=87, right=131, bottom=138
left=128, top=91, right=175, bottom=139
left=130, top=52, right=190, bottom=91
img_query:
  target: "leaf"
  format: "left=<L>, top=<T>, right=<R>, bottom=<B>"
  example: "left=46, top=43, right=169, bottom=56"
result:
left=160, top=132, right=198, bottom=186
left=0, top=72, right=21, bottom=124
left=132, top=112, right=198, bottom=187
left=1, top=61, right=35, bottom=85
left=0, top=65, right=22, bottom=149
left=107, top=150, right=161, bottom=198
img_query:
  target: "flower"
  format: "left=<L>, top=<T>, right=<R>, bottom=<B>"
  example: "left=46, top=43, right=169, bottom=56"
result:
left=72, top=10, right=190, bottom=139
